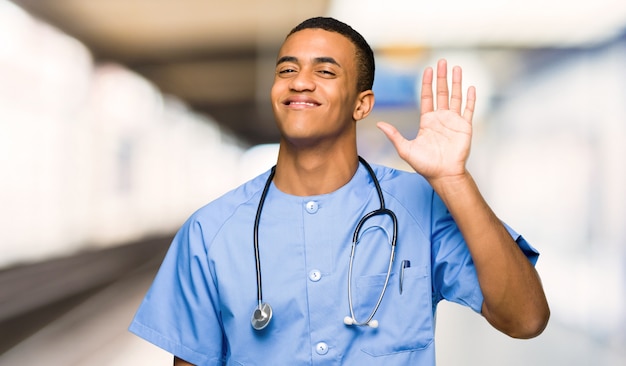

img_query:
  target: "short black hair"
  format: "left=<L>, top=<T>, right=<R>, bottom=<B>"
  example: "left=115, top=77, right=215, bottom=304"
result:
left=287, top=17, right=375, bottom=93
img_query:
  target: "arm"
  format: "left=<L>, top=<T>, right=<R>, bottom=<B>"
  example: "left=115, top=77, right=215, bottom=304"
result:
left=174, top=356, right=195, bottom=366
left=377, top=59, right=549, bottom=338
left=430, top=169, right=549, bottom=338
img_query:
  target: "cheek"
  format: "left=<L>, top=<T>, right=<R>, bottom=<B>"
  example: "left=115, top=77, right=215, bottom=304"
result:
left=270, top=83, right=278, bottom=103
left=334, top=91, right=359, bottom=116
left=270, top=77, right=285, bottom=100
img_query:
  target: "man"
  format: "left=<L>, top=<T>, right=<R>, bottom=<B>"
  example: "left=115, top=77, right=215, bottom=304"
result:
left=129, top=17, right=549, bottom=365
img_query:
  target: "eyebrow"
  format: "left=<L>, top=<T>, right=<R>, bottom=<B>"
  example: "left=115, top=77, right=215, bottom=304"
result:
left=276, top=56, right=342, bottom=68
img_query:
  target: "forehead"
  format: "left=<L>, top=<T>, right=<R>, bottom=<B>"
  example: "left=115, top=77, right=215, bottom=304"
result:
left=278, top=29, right=356, bottom=65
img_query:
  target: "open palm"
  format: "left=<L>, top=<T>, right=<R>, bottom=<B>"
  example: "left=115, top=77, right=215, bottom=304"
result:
left=378, top=59, right=476, bottom=181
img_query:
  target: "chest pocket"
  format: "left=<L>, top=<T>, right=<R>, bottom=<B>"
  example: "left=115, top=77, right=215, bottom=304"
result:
left=354, top=264, right=434, bottom=356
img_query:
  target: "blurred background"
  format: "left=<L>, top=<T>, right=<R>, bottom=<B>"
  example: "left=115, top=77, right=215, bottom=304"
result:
left=1, top=0, right=625, bottom=364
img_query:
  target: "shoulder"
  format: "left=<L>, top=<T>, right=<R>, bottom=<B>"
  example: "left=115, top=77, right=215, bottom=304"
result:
left=365, top=162, right=439, bottom=229
left=181, top=169, right=272, bottom=243
left=370, top=163, right=434, bottom=202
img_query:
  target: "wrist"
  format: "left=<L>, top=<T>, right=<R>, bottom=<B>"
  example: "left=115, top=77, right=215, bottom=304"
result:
left=428, top=170, right=475, bottom=199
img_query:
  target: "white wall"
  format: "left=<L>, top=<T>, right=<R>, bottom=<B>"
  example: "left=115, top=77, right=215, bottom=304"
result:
left=0, top=2, right=245, bottom=267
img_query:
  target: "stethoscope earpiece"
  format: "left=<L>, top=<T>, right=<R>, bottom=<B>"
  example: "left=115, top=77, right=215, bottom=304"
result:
left=343, top=316, right=379, bottom=328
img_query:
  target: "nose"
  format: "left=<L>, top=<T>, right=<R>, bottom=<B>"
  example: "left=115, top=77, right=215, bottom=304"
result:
left=289, top=69, right=316, bottom=92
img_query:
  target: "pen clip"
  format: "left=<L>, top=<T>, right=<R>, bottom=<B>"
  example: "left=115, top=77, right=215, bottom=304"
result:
left=399, top=260, right=411, bottom=294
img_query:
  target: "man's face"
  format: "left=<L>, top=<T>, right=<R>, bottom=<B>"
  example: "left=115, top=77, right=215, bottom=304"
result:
left=271, top=28, right=362, bottom=147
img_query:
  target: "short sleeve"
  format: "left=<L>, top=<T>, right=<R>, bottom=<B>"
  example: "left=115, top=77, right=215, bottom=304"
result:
left=502, top=222, right=540, bottom=266
left=430, top=195, right=540, bottom=314
left=128, top=217, right=225, bottom=366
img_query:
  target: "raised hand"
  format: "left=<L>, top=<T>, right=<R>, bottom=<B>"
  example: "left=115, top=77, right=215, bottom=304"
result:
left=377, top=59, right=476, bottom=183
left=379, top=60, right=550, bottom=339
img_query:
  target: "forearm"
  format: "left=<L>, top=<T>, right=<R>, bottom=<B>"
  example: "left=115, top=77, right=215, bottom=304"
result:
left=430, top=171, right=549, bottom=338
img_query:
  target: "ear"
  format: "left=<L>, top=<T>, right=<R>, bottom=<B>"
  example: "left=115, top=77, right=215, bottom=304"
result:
left=353, top=90, right=375, bottom=121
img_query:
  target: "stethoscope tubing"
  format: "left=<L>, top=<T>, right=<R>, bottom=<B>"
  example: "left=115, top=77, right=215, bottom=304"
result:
left=346, top=158, right=398, bottom=326
left=253, top=165, right=276, bottom=309
left=346, top=229, right=396, bottom=326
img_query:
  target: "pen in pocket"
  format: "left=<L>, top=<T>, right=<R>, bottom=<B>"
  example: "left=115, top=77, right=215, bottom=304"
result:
left=399, top=259, right=411, bottom=294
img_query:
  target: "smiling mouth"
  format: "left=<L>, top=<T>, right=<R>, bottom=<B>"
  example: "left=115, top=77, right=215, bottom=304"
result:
left=285, top=101, right=319, bottom=107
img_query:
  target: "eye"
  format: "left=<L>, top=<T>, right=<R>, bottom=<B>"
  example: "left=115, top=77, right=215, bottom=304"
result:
left=276, top=67, right=297, bottom=77
left=317, top=69, right=336, bottom=78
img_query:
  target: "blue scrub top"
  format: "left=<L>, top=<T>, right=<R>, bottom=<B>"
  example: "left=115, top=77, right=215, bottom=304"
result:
left=129, top=162, right=538, bottom=365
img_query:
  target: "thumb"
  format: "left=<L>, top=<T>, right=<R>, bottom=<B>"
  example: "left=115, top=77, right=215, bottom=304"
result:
left=376, top=121, right=407, bottom=153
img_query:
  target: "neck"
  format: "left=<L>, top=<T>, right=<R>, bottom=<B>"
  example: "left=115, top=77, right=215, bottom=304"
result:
left=273, top=145, right=359, bottom=196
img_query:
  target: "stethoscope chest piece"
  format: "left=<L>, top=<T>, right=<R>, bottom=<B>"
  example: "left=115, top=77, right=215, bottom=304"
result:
left=251, top=302, right=273, bottom=330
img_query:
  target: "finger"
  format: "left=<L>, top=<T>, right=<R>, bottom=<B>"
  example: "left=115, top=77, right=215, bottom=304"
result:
left=420, top=66, right=434, bottom=115
left=449, top=66, right=463, bottom=114
left=436, top=59, right=449, bottom=110
left=376, top=121, right=408, bottom=156
left=462, top=86, right=476, bottom=124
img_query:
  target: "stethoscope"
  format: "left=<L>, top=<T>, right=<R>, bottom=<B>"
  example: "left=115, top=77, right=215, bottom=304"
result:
left=251, top=156, right=398, bottom=331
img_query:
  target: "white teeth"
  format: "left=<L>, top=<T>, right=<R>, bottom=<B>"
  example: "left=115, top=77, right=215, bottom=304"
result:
left=289, top=101, right=316, bottom=106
